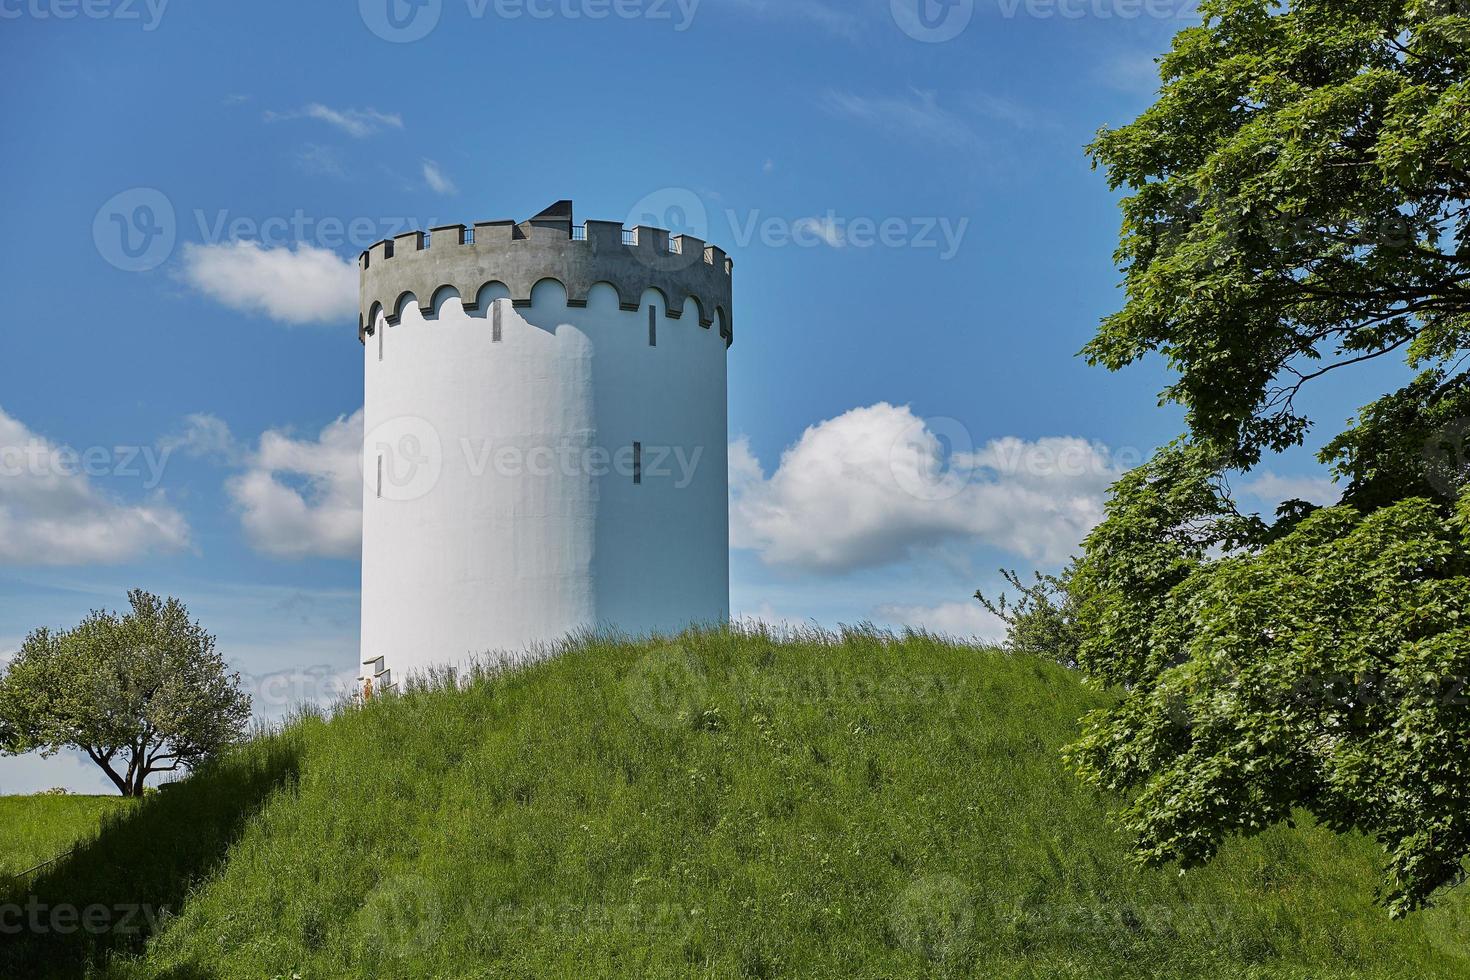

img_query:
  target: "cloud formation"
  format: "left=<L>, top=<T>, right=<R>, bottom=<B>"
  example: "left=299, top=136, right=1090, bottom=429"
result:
left=226, top=411, right=365, bottom=561
left=160, top=413, right=240, bottom=464
left=0, top=407, right=190, bottom=566
left=422, top=159, right=457, bottom=195
left=791, top=216, right=846, bottom=248
left=187, top=400, right=1122, bottom=572
left=181, top=241, right=358, bottom=325
left=1238, top=471, right=1340, bottom=508
left=264, top=103, right=403, bottom=138
left=876, top=601, right=1007, bottom=643
left=730, top=403, right=1119, bottom=573
left=818, top=88, right=984, bottom=150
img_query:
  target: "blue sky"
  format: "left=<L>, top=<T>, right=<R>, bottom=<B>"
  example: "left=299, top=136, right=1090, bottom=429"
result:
left=0, top=0, right=1383, bottom=791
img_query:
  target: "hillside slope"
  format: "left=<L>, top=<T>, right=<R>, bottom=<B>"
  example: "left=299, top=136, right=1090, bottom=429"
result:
left=5, top=628, right=1468, bottom=978
left=0, top=795, right=132, bottom=878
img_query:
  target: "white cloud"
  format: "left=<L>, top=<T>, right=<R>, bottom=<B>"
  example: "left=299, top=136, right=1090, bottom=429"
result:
left=1238, top=471, right=1340, bottom=508
left=297, top=143, right=348, bottom=179
left=731, top=403, right=1119, bottom=573
left=422, top=159, right=457, bottom=195
left=160, top=413, right=239, bottom=463
left=877, top=601, right=1007, bottom=643
left=265, top=103, right=403, bottom=138
left=819, top=88, right=983, bottom=151
left=181, top=241, right=358, bottom=325
left=793, top=216, right=846, bottom=248
left=0, top=407, right=190, bottom=566
left=227, top=411, right=364, bottom=560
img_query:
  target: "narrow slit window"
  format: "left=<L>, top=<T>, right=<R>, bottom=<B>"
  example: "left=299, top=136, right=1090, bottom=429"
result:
left=633, top=442, right=642, bottom=485
left=376, top=455, right=383, bottom=499
left=648, top=305, right=657, bottom=347
left=492, top=301, right=503, bottom=343
left=378, top=324, right=384, bottom=361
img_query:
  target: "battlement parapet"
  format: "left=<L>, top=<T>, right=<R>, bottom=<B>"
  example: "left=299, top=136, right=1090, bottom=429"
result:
left=359, top=200, right=734, bottom=347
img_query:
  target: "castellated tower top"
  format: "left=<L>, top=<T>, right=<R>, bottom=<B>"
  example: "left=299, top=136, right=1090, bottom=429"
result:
left=359, top=200, right=734, bottom=347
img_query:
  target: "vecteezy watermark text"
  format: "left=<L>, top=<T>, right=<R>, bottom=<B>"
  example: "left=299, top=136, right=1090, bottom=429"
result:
left=93, top=185, right=453, bottom=272
left=0, top=0, right=169, bottom=30
left=359, top=0, right=700, bottom=43
left=0, top=899, right=165, bottom=936
left=365, top=419, right=710, bottom=502
left=461, top=440, right=704, bottom=488
left=891, top=0, right=1198, bottom=43
left=0, top=441, right=172, bottom=489
left=191, top=209, right=436, bottom=252
left=994, top=0, right=1198, bottom=18
left=725, top=210, right=970, bottom=260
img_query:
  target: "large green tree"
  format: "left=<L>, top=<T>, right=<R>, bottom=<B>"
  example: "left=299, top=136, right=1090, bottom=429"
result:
left=1071, top=0, right=1470, bottom=916
left=1085, top=0, right=1468, bottom=470
left=0, top=591, right=252, bottom=797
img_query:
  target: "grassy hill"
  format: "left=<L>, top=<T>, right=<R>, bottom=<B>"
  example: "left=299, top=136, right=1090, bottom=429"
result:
left=0, top=795, right=133, bottom=878
left=4, top=627, right=1468, bottom=978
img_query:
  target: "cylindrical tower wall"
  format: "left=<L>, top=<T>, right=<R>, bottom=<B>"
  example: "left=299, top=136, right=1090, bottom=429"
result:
left=358, top=204, right=732, bottom=680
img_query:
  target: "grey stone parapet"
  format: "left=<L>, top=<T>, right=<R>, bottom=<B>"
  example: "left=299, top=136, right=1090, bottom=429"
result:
left=358, top=200, right=734, bottom=348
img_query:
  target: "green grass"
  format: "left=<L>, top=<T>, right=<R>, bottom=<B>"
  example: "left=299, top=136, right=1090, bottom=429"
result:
left=4, top=627, right=1469, bottom=978
left=0, top=795, right=133, bottom=878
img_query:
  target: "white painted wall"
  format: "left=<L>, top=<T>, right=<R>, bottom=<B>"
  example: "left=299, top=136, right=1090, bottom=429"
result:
left=360, top=280, right=729, bottom=680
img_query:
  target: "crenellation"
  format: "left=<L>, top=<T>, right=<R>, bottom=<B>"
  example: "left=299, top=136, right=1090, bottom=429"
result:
left=584, top=219, right=624, bottom=249
left=429, top=223, right=467, bottom=247
left=633, top=225, right=671, bottom=255
left=360, top=200, right=735, bottom=346
left=474, top=220, right=516, bottom=245
left=674, top=234, right=705, bottom=260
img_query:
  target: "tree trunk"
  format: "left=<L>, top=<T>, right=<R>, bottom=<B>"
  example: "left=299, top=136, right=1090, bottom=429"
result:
left=85, top=746, right=133, bottom=796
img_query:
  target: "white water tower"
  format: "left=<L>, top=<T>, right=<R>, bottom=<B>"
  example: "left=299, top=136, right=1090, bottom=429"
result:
left=357, top=201, right=733, bottom=689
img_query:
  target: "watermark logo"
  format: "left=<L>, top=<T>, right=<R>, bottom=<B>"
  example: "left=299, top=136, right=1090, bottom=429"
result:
left=365, top=416, right=443, bottom=502
left=360, top=874, right=440, bottom=955
left=1422, top=418, right=1470, bottom=501
left=625, top=186, right=711, bottom=272
left=627, top=187, right=710, bottom=243
left=624, top=644, right=708, bottom=728
left=243, top=663, right=357, bottom=714
left=889, top=874, right=973, bottom=963
left=889, top=416, right=976, bottom=502
left=360, top=0, right=442, bottom=42
left=93, top=188, right=175, bottom=272
left=1424, top=890, right=1470, bottom=962
left=892, top=0, right=973, bottom=43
